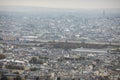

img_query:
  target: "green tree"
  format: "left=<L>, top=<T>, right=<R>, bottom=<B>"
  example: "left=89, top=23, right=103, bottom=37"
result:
left=14, top=75, right=22, bottom=80
left=29, top=57, right=37, bottom=63
left=118, top=77, right=120, bottom=80
left=57, top=77, right=61, bottom=80
left=1, top=75, right=8, bottom=80
left=13, top=72, right=19, bottom=74
left=36, top=77, right=39, bottom=80
left=0, top=54, right=5, bottom=59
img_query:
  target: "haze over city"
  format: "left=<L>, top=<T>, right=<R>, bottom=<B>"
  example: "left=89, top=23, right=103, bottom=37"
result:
left=0, top=0, right=120, bottom=80
left=0, top=0, right=120, bottom=9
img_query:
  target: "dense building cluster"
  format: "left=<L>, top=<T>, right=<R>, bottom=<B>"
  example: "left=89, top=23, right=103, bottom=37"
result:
left=0, top=40, right=120, bottom=80
left=0, top=8, right=120, bottom=80
left=0, top=9, right=120, bottom=42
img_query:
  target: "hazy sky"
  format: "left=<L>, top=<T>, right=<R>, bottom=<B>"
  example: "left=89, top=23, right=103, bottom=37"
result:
left=0, top=0, right=120, bottom=9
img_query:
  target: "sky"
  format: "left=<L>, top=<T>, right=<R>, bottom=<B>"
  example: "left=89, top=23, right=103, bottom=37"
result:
left=0, top=0, right=120, bottom=9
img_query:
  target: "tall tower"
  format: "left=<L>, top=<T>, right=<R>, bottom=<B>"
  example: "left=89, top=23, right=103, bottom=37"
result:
left=102, top=10, right=106, bottom=17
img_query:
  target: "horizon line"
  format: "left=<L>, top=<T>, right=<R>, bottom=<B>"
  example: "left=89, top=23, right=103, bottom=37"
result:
left=0, top=6, right=120, bottom=10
